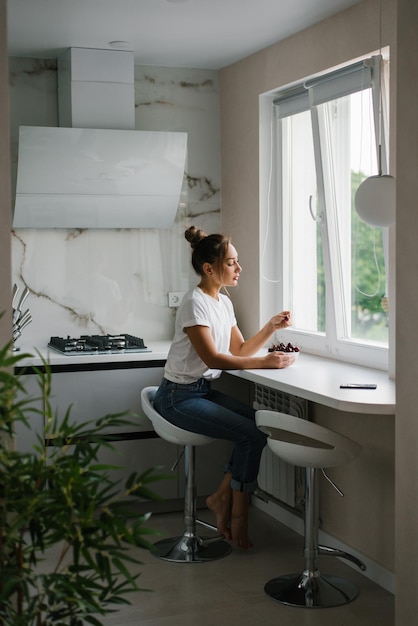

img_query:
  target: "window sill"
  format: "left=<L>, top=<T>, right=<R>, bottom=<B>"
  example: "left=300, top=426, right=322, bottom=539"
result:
left=227, top=352, right=395, bottom=415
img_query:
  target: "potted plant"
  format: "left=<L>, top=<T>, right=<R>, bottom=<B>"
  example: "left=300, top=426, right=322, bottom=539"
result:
left=0, top=340, right=164, bottom=626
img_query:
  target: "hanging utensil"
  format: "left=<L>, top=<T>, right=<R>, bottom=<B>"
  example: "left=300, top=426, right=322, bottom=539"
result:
left=11, top=286, right=32, bottom=343
left=18, top=314, right=32, bottom=333
left=15, top=286, right=30, bottom=315
left=17, top=309, right=31, bottom=328
left=12, top=283, right=19, bottom=309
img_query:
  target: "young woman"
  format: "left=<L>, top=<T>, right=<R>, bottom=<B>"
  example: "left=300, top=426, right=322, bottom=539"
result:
left=153, top=226, right=295, bottom=550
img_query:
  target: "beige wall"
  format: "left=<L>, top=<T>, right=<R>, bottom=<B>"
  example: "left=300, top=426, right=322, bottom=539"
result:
left=395, top=0, right=418, bottom=624
left=312, top=404, right=394, bottom=570
left=219, top=0, right=418, bottom=622
left=0, top=0, right=12, bottom=345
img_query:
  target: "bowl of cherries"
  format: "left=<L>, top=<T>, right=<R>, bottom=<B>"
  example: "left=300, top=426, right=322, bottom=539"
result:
left=268, top=342, right=300, bottom=360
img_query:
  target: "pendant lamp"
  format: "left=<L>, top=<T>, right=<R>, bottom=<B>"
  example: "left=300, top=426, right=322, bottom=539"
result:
left=355, top=172, right=395, bottom=228
left=354, top=79, right=396, bottom=227
left=354, top=8, right=395, bottom=229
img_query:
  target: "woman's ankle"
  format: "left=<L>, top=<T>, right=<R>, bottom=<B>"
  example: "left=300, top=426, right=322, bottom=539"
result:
left=230, top=492, right=252, bottom=549
left=231, top=491, right=249, bottom=517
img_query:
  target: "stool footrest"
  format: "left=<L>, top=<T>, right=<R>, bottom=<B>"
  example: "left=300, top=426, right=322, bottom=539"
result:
left=319, top=545, right=367, bottom=571
left=196, top=518, right=227, bottom=545
left=196, top=518, right=219, bottom=533
left=197, top=534, right=226, bottom=546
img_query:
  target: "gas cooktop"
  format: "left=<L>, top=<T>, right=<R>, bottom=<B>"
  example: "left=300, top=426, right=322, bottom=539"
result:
left=48, top=334, right=151, bottom=355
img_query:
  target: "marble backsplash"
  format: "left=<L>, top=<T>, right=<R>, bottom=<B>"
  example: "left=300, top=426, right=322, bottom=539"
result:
left=9, top=58, right=221, bottom=349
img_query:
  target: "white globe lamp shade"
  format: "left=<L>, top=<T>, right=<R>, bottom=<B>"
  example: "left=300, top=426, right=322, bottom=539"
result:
left=354, top=174, right=396, bottom=227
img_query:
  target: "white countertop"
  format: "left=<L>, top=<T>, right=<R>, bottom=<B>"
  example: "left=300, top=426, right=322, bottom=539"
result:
left=13, top=340, right=171, bottom=368
left=226, top=352, right=395, bottom=415
left=14, top=342, right=395, bottom=414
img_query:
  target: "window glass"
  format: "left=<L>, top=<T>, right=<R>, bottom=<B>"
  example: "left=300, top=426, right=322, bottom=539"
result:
left=281, top=110, right=324, bottom=334
left=314, top=89, right=388, bottom=344
left=267, top=55, right=389, bottom=368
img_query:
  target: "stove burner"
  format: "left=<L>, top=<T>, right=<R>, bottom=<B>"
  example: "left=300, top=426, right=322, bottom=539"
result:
left=48, top=334, right=151, bottom=355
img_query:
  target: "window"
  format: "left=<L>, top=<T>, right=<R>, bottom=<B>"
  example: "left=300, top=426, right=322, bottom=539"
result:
left=260, top=55, right=390, bottom=370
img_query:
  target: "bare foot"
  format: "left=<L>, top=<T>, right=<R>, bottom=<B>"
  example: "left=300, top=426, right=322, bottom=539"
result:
left=206, top=492, right=232, bottom=540
left=230, top=514, right=253, bottom=550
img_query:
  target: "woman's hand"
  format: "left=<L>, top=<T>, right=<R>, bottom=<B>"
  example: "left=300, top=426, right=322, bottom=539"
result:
left=269, top=311, right=292, bottom=332
left=263, top=350, right=296, bottom=369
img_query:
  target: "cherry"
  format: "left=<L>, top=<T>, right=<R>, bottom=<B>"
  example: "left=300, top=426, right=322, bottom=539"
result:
left=268, top=341, right=300, bottom=353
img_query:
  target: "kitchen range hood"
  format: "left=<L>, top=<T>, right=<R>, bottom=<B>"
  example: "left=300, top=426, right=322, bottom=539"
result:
left=13, top=48, right=187, bottom=229
left=13, top=126, right=187, bottom=229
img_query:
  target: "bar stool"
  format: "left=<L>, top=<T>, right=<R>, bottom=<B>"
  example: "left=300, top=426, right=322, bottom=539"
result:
left=140, top=386, right=232, bottom=563
left=255, top=409, right=366, bottom=608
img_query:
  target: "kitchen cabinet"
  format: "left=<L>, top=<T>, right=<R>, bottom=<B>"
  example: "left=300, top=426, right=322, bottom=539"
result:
left=14, top=356, right=232, bottom=509
left=13, top=371, right=44, bottom=454
left=47, top=366, right=162, bottom=431
left=47, top=364, right=177, bottom=500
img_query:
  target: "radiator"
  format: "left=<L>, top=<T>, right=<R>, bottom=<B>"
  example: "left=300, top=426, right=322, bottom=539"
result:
left=253, top=384, right=308, bottom=510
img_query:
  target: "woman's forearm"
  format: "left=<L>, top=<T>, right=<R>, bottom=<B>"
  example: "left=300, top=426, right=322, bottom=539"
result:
left=205, top=348, right=294, bottom=371
left=204, top=351, right=268, bottom=370
left=232, top=323, right=275, bottom=357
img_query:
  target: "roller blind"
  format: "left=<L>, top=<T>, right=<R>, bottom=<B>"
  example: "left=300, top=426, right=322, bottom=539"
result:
left=274, top=56, right=379, bottom=118
left=305, top=58, right=375, bottom=105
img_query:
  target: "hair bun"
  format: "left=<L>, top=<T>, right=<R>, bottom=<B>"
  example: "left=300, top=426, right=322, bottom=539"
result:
left=185, top=226, right=207, bottom=249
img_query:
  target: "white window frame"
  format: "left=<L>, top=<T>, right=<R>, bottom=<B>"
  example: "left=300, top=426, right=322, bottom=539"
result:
left=259, top=53, right=392, bottom=371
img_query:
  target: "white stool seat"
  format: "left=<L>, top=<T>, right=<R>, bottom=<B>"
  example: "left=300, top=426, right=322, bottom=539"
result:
left=140, top=386, right=231, bottom=563
left=256, top=409, right=361, bottom=468
left=141, top=387, right=214, bottom=447
left=255, top=409, right=364, bottom=608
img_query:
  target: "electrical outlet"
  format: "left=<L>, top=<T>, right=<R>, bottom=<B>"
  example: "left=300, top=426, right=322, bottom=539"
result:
left=168, top=292, right=186, bottom=308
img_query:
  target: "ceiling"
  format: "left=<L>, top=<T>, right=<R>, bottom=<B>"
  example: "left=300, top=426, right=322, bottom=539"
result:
left=7, top=0, right=362, bottom=70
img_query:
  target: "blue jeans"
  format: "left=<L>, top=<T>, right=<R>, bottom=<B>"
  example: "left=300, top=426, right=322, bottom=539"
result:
left=153, top=377, right=267, bottom=493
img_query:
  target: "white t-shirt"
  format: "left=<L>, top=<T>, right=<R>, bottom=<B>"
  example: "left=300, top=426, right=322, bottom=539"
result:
left=164, top=286, right=237, bottom=383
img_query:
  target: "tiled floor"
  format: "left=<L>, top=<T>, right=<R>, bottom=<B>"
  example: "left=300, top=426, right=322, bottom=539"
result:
left=99, top=504, right=394, bottom=626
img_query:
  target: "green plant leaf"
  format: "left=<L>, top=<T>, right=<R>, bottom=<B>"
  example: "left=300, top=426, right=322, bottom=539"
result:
left=0, top=338, right=166, bottom=625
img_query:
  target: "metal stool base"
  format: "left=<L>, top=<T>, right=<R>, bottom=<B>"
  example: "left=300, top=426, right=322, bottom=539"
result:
left=151, top=535, right=232, bottom=563
left=264, top=572, right=359, bottom=608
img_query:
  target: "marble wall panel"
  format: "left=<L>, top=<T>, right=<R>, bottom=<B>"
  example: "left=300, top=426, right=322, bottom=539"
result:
left=9, top=58, right=221, bottom=350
